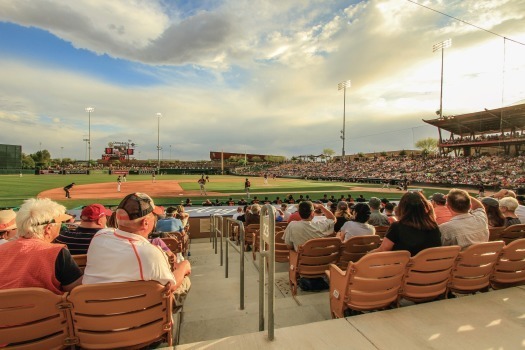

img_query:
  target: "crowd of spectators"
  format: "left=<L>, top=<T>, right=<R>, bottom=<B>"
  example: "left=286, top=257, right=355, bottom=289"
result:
left=240, top=155, right=525, bottom=189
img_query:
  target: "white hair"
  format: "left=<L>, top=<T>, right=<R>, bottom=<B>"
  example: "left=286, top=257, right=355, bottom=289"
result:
left=16, top=198, right=66, bottom=239
left=499, top=197, right=519, bottom=212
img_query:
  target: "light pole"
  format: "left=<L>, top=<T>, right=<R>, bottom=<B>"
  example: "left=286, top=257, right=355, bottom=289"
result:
left=85, top=107, right=94, bottom=167
left=156, top=113, right=162, bottom=170
left=82, top=136, right=89, bottom=162
left=338, top=79, right=351, bottom=160
left=433, top=39, right=451, bottom=119
left=60, top=146, right=64, bottom=165
left=169, top=144, right=172, bottom=161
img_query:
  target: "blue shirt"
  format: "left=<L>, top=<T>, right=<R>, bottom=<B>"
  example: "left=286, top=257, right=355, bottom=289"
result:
left=156, top=217, right=184, bottom=233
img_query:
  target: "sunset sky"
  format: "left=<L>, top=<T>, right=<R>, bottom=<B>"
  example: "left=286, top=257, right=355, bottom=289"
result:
left=0, top=0, right=524, bottom=161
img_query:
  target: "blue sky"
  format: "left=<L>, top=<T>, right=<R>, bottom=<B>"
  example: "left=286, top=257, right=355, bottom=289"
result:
left=0, top=0, right=524, bottom=161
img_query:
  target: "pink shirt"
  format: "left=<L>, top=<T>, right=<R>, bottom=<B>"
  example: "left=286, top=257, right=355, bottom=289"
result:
left=434, top=205, right=453, bottom=225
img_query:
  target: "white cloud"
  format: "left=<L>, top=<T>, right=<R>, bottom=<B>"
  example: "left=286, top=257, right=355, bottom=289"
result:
left=0, top=0, right=524, bottom=160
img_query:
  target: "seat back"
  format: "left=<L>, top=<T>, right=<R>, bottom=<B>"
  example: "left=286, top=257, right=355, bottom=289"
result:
left=449, top=241, right=505, bottom=294
left=343, top=251, right=410, bottom=311
left=500, top=224, right=525, bottom=244
left=274, top=230, right=289, bottom=263
left=72, top=254, right=87, bottom=272
left=244, top=224, right=259, bottom=247
left=374, top=226, right=389, bottom=238
left=491, top=238, right=525, bottom=288
left=401, top=246, right=461, bottom=303
left=165, top=231, right=189, bottom=255
left=161, top=237, right=183, bottom=254
left=296, top=237, right=341, bottom=277
left=488, top=227, right=505, bottom=241
left=289, top=238, right=341, bottom=295
left=0, top=288, right=70, bottom=350
left=67, top=281, right=173, bottom=349
left=338, top=235, right=381, bottom=269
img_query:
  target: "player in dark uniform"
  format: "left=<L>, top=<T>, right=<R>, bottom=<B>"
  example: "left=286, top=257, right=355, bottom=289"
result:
left=63, top=182, right=75, bottom=198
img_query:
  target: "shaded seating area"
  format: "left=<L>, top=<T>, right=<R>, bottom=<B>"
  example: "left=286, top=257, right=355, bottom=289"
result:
left=0, top=281, right=174, bottom=349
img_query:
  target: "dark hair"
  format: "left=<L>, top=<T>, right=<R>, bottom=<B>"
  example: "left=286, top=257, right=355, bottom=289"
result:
left=446, top=189, right=470, bottom=213
left=397, top=191, right=438, bottom=230
left=298, top=201, right=314, bottom=219
left=483, top=204, right=505, bottom=227
left=353, top=203, right=371, bottom=223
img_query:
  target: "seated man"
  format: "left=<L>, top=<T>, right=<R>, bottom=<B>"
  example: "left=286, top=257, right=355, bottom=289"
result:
left=156, top=206, right=185, bottom=234
left=55, top=203, right=112, bottom=255
left=440, top=189, right=489, bottom=249
left=284, top=201, right=335, bottom=252
left=367, top=197, right=390, bottom=226
left=0, top=198, right=83, bottom=294
left=83, top=193, right=191, bottom=306
left=430, top=193, right=453, bottom=225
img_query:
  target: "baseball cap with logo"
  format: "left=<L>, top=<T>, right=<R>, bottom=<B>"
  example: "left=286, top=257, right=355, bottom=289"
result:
left=0, top=209, right=17, bottom=231
left=116, top=193, right=164, bottom=221
left=80, top=204, right=112, bottom=221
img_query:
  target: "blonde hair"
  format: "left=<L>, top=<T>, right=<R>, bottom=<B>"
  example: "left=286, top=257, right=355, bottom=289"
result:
left=16, top=198, right=66, bottom=239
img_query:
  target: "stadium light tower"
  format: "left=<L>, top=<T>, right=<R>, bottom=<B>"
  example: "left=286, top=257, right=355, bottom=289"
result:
left=433, top=39, right=451, bottom=119
left=156, top=113, right=162, bottom=170
left=338, top=80, right=351, bottom=160
left=85, top=107, right=94, bottom=167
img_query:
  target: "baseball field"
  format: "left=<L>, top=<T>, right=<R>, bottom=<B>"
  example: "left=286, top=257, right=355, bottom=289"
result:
left=0, top=173, right=477, bottom=209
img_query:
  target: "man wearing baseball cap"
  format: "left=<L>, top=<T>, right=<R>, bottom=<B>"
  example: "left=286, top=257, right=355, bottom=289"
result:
left=430, top=193, right=453, bottom=225
left=55, top=203, right=112, bottom=255
left=83, top=193, right=191, bottom=305
left=0, top=198, right=83, bottom=294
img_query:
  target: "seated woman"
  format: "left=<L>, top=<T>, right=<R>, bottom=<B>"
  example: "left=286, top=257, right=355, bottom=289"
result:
left=0, top=198, right=83, bottom=294
left=338, top=203, right=375, bottom=241
left=334, top=201, right=352, bottom=233
left=371, top=191, right=441, bottom=256
left=481, top=197, right=505, bottom=228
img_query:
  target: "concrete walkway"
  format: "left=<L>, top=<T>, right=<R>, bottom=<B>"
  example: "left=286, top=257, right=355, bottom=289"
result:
left=177, top=237, right=331, bottom=345
left=170, top=238, right=525, bottom=349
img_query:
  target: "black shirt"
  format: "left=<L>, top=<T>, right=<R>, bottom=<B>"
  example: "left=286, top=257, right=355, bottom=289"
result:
left=55, top=248, right=83, bottom=286
left=385, top=221, right=442, bottom=256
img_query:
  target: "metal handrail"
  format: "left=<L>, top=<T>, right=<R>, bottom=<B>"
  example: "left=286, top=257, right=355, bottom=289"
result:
left=214, top=217, right=245, bottom=311
left=258, top=204, right=275, bottom=341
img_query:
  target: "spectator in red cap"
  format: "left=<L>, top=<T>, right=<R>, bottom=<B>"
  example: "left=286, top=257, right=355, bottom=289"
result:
left=55, top=203, right=112, bottom=255
left=83, top=193, right=191, bottom=306
left=0, top=198, right=83, bottom=294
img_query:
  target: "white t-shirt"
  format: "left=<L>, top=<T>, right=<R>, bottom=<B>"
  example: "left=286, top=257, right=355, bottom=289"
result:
left=284, top=219, right=335, bottom=251
left=83, top=228, right=175, bottom=286
left=340, top=221, right=376, bottom=241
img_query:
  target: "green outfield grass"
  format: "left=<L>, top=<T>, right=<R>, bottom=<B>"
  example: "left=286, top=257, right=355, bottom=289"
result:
left=0, top=174, right=471, bottom=209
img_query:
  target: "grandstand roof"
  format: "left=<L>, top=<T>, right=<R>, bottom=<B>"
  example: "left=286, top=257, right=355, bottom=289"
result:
left=423, top=103, right=525, bottom=136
